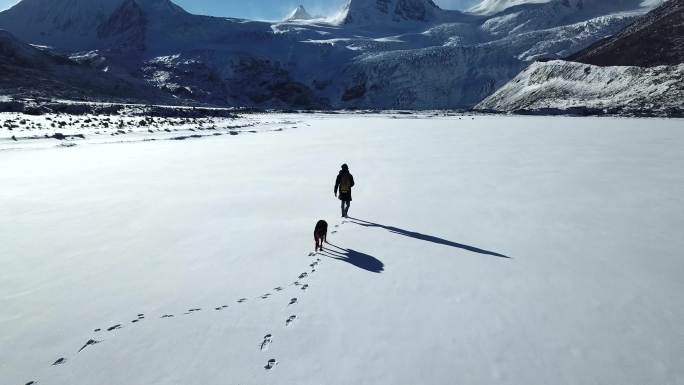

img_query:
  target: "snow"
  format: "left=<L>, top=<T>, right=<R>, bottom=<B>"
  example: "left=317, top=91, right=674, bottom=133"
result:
left=470, top=0, right=552, bottom=15
left=469, top=0, right=666, bottom=15
left=2, top=113, right=683, bottom=385
left=286, top=5, right=314, bottom=21
left=476, top=60, right=684, bottom=115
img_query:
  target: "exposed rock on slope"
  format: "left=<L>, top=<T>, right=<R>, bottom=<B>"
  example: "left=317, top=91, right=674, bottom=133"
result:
left=0, top=29, right=167, bottom=102
left=567, top=0, right=684, bottom=66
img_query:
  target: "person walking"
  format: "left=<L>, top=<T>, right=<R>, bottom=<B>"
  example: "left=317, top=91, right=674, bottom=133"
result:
left=334, top=163, right=355, bottom=218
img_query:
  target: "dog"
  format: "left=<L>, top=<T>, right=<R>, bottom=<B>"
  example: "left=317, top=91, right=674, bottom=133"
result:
left=314, top=220, right=328, bottom=252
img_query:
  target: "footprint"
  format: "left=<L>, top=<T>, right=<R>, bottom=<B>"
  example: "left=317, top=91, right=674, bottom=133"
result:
left=132, top=320, right=139, bottom=323
left=189, top=308, right=201, bottom=312
left=286, top=315, right=296, bottom=326
left=78, top=339, right=100, bottom=353
left=161, top=314, right=174, bottom=318
left=334, top=225, right=339, bottom=228
left=298, top=272, right=308, bottom=279
left=331, top=231, right=338, bottom=234
left=260, top=334, right=272, bottom=351
left=301, top=284, right=309, bottom=291
left=293, top=281, right=300, bottom=286
left=289, top=298, right=298, bottom=305
left=274, top=287, right=283, bottom=292
left=260, top=293, right=271, bottom=299
left=107, top=324, right=122, bottom=332
left=308, top=252, right=316, bottom=257
left=264, top=359, right=278, bottom=370
left=52, top=358, right=66, bottom=366
left=237, top=298, right=247, bottom=303
left=94, top=328, right=101, bottom=332
left=25, top=382, right=36, bottom=385
left=137, top=314, right=144, bottom=318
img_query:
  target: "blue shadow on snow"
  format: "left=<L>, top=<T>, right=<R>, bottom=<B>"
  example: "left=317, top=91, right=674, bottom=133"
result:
left=347, top=217, right=510, bottom=259
left=321, top=243, right=384, bottom=273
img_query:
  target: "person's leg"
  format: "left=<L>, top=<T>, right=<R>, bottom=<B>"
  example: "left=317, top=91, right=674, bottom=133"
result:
left=344, top=201, right=351, bottom=217
left=341, top=200, right=345, bottom=217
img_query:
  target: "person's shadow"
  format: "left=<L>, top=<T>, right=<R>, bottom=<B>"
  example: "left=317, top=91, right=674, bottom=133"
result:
left=347, top=217, right=510, bottom=259
left=320, top=243, right=385, bottom=273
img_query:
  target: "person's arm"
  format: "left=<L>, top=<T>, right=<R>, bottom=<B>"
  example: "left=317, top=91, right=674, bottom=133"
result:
left=350, top=175, right=355, bottom=188
left=334, top=175, right=340, bottom=196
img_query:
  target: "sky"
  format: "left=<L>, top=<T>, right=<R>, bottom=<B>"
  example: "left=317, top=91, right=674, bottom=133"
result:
left=0, top=0, right=480, bottom=21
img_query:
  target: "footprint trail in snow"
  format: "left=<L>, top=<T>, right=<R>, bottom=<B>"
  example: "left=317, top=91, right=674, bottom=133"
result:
left=31, top=219, right=343, bottom=383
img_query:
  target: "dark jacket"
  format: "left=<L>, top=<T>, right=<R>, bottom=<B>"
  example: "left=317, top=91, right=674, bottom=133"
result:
left=334, top=170, right=355, bottom=195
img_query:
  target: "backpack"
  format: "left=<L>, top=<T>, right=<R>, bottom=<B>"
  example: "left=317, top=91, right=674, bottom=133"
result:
left=339, top=174, right=352, bottom=194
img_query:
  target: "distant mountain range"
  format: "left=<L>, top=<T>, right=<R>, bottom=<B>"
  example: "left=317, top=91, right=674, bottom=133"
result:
left=0, top=0, right=674, bottom=110
left=476, top=0, right=684, bottom=116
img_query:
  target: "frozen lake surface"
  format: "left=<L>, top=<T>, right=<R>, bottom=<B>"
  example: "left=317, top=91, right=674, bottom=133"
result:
left=1, top=114, right=683, bottom=385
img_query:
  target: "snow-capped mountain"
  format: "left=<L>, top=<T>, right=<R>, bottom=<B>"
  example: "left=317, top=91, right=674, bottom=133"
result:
left=286, top=5, right=314, bottom=21
left=335, top=0, right=469, bottom=25
left=0, top=0, right=669, bottom=109
left=476, top=0, right=684, bottom=116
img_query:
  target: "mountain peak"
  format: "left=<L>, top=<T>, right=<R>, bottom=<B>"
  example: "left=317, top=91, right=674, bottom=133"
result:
left=286, top=5, right=314, bottom=20
left=0, top=0, right=188, bottom=49
left=338, top=0, right=443, bottom=25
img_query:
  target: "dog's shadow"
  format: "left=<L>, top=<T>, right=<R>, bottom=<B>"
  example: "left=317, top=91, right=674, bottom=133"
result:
left=320, top=243, right=384, bottom=273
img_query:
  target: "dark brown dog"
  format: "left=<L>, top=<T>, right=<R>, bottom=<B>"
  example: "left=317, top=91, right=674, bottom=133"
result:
left=314, top=220, right=328, bottom=252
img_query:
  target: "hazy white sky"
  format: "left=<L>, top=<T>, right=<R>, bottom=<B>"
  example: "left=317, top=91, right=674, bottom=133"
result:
left=0, top=0, right=481, bottom=20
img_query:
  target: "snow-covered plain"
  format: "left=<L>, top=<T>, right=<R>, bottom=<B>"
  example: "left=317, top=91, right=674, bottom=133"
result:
left=1, top=114, right=683, bottom=385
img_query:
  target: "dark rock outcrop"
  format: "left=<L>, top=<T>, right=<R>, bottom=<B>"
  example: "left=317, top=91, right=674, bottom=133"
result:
left=567, top=0, right=684, bottom=66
